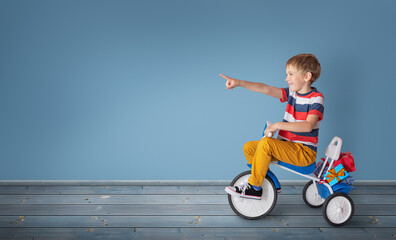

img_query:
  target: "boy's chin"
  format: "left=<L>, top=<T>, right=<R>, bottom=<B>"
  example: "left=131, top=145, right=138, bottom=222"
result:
left=289, top=86, right=298, bottom=92
left=289, top=85, right=305, bottom=93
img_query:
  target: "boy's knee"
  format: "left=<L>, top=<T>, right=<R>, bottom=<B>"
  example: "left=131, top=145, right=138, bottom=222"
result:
left=243, top=141, right=256, bottom=155
left=258, top=137, right=275, bottom=153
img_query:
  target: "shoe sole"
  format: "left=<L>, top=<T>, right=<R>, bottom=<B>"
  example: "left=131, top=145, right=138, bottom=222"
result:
left=225, top=186, right=262, bottom=200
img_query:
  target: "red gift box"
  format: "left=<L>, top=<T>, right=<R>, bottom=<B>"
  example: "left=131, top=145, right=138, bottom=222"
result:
left=320, top=151, right=356, bottom=173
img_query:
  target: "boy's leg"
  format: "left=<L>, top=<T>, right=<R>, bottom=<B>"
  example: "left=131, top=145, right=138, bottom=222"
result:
left=224, top=140, right=264, bottom=200
left=248, top=137, right=317, bottom=187
left=243, top=141, right=260, bottom=165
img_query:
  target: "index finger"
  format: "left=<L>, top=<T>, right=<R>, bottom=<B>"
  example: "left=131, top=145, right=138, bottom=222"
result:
left=219, top=74, right=229, bottom=79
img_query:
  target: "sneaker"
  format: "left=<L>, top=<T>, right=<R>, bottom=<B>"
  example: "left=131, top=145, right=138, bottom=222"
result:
left=225, top=181, right=262, bottom=200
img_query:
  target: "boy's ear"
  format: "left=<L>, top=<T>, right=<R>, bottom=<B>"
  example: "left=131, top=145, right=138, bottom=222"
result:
left=304, top=72, right=312, bottom=82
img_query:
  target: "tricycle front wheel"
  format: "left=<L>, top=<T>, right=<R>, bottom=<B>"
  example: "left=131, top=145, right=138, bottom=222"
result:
left=227, top=171, right=277, bottom=220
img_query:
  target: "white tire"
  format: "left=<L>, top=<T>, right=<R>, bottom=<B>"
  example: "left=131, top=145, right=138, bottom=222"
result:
left=302, top=180, right=325, bottom=208
left=322, top=192, right=354, bottom=226
left=227, top=171, right=277, bottom=219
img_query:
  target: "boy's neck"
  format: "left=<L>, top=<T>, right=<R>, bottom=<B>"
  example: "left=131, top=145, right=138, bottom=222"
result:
left=297, top=85, right=313, bottom=95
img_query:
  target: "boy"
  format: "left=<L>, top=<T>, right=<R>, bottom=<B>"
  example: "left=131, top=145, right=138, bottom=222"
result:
left=221, top=54, right=324, bottom=200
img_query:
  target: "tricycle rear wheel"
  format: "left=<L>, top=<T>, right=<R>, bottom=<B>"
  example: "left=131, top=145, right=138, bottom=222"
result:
left=322, top=192, right=354, bottom=226
left=302, top=180, right=325, bottom=208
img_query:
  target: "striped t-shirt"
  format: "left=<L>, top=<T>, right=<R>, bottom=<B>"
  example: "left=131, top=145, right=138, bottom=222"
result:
left=278, top=87, right=324, bottom=152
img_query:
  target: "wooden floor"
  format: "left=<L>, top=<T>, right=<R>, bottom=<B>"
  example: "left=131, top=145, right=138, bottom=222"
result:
left=0, top=180, right=395, bottom=240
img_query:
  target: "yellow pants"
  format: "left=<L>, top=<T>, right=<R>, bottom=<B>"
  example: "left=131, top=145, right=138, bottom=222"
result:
left=244, top=137, right=317, bottom=187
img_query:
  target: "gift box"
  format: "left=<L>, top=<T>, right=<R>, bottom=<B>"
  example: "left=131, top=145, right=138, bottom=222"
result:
left=314, top=161, right=329, bottom=179
left=325, top=164, right=349, bottom=186
left=340, top=176, right=355, bottom=185
left=319, top=151, right=356, bottom=173
left=337, top=152, right=356, bottom=172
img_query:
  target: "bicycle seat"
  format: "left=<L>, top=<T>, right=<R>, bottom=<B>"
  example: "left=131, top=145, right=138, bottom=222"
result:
left=277, top=161, right=316, bottom=174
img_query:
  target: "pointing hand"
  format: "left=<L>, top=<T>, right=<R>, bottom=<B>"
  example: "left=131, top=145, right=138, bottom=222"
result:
left=219, top=74, right=240, bottom=90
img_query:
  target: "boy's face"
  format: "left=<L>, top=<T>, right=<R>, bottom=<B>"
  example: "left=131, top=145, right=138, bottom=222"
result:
left=285, top=65, right=311, bottom=93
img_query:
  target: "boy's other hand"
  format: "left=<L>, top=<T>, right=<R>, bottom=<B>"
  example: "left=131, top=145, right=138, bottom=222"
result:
left=219, top=74, right=240, bottom=90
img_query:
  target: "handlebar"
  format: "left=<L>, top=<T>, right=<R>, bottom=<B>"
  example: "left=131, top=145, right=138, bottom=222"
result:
left=262, top=121, right=273, bottom=138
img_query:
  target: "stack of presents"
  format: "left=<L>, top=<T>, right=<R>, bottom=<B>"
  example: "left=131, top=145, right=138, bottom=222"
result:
left=313, top=152, right=356, bottom=199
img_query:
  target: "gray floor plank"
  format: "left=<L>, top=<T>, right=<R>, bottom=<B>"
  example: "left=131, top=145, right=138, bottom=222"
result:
left=2, top=180, right=395, bottom=186
left=0, top=204, right=395, bottom=216
left=2, top=227, right=395, bottom=240
left=0, top=180, right=232, bottom=186
left=2, top=215, right=396, bottom=228
left=1, top=185, right=395, bottom=195
left=1, top=194, right=395, bottom=204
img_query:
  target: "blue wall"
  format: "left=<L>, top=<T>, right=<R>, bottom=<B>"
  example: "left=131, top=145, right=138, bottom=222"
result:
left=1, top=0, right=395, bottom=180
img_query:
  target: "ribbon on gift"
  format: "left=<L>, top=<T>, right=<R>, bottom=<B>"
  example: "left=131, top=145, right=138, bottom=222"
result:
left=324, top=164, right=350, bottom=187
left=326, top=167, right=346, bottom=184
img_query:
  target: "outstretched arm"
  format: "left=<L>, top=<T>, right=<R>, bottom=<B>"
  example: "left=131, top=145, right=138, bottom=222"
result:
left=219, top=74, right=283, bottom=99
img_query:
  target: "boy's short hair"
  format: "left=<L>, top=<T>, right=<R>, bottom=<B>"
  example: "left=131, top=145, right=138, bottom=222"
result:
left=286, top=54, right=321, bottom=83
